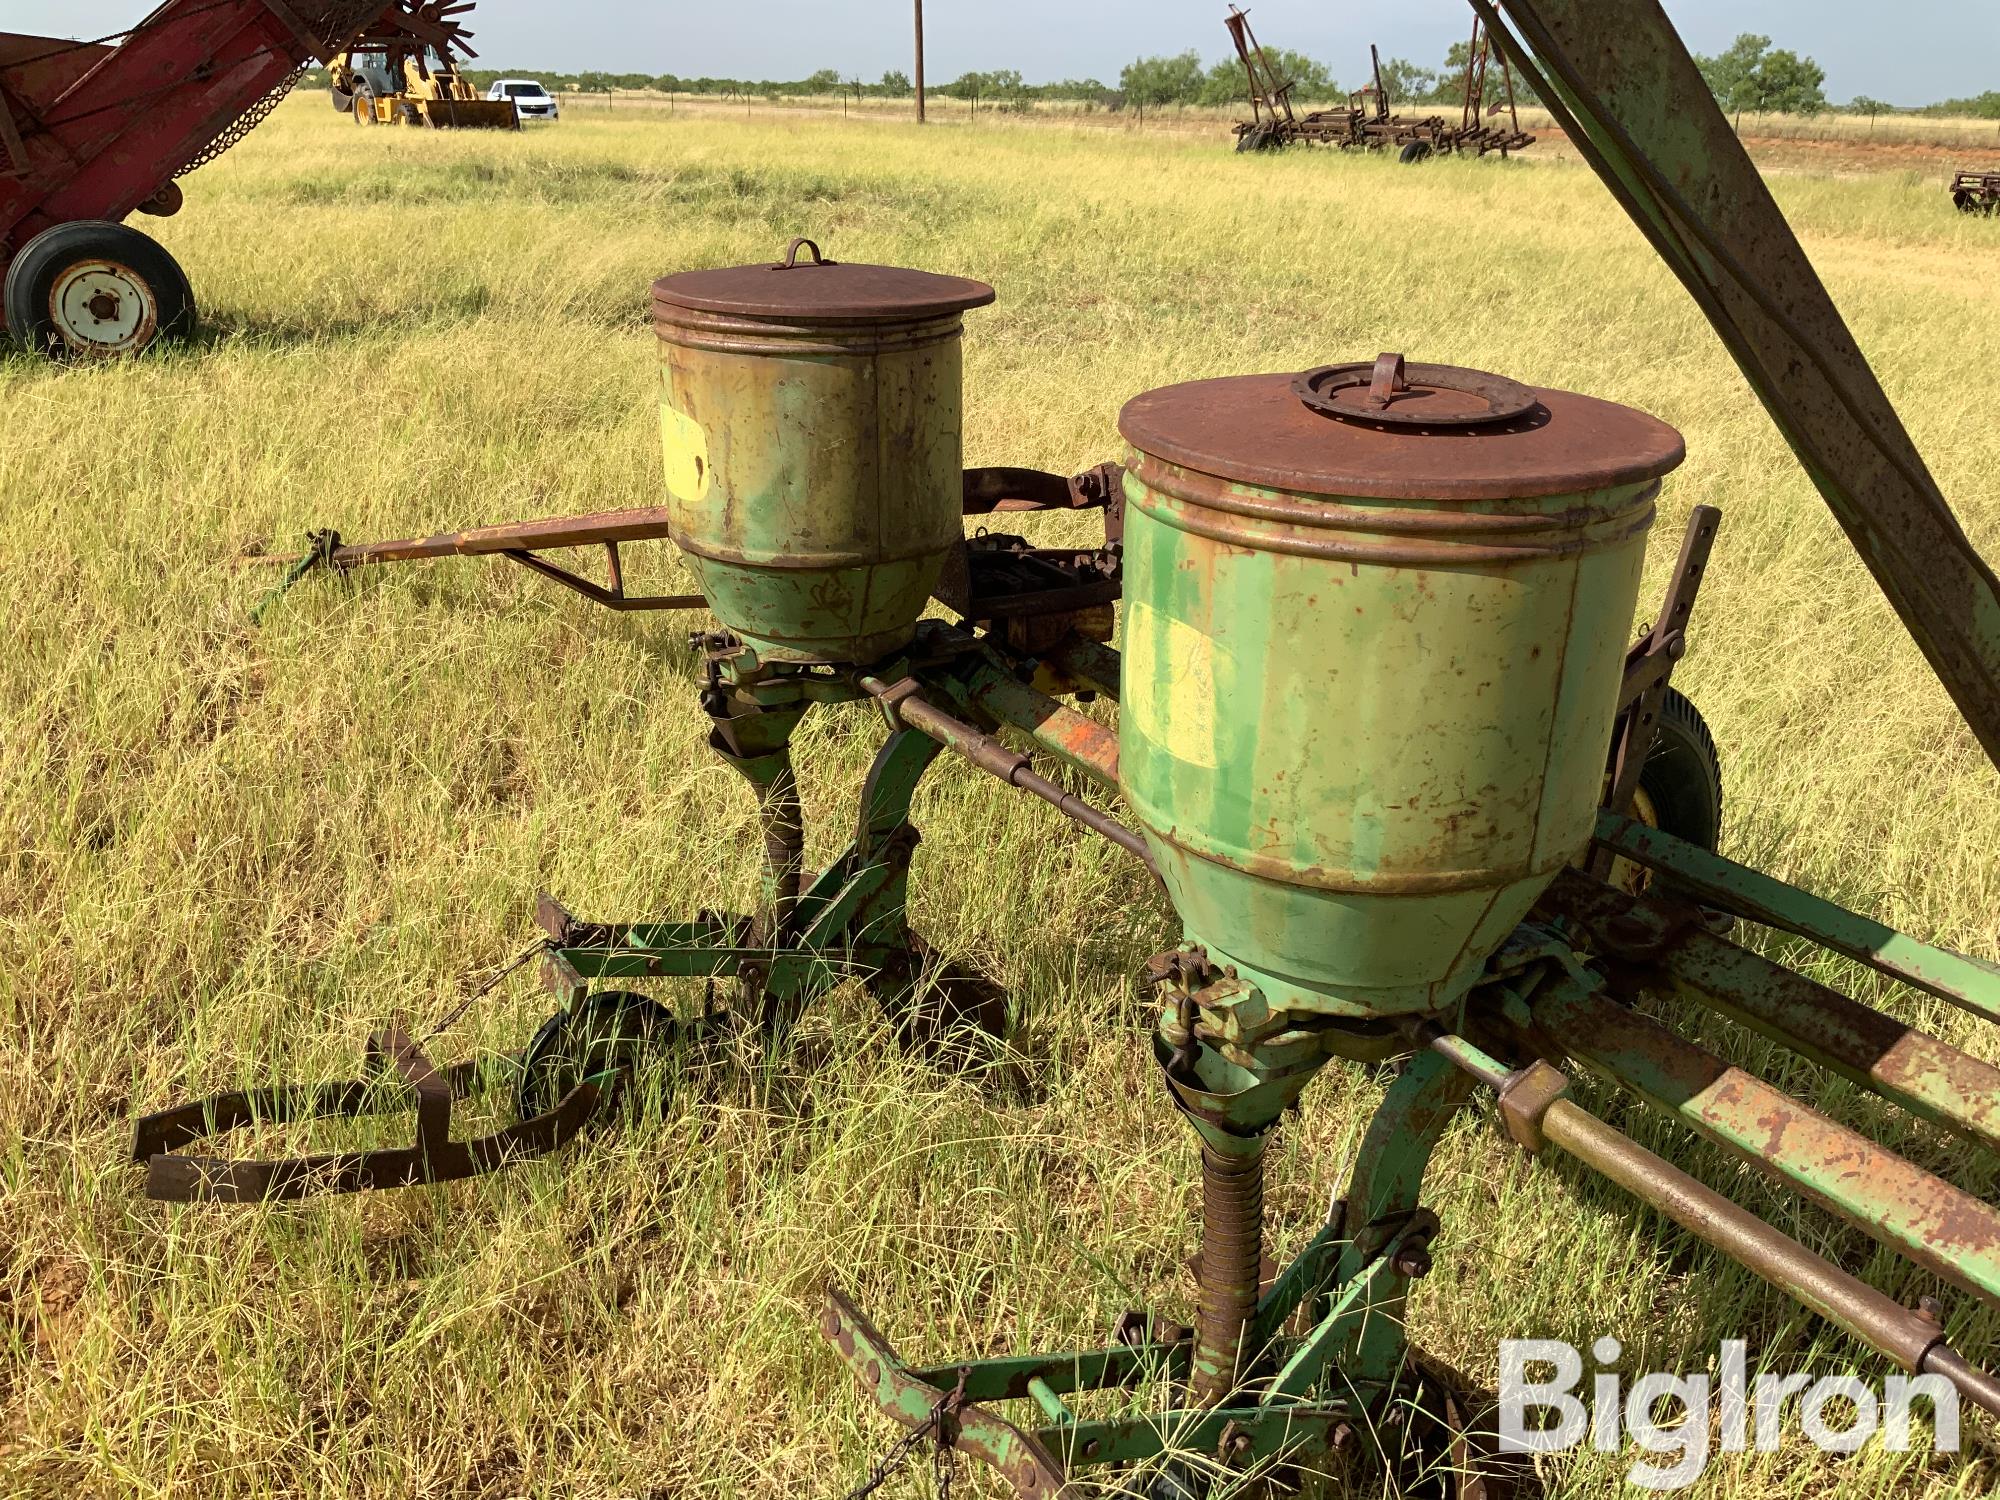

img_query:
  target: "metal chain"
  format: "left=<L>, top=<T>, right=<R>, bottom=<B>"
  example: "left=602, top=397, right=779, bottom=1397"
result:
left=836, top=1413, right=939, bottom=1500
left=425, top=937, right=556, bottom=1042
left=177, top=65, right=307, bottom=178
left=839, top=1370, right=968, bottom=1500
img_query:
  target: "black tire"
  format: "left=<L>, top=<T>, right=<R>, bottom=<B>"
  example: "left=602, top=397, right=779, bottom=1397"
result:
left=352, top=83, right=376, bottom=125
left=1399, top=139, right=1434, bottom=164
left=515, top=990, right=675, bottom=1122
left=4, top=220, right=195, bottom=358
left=1633, top=687, right=1724, bottom=854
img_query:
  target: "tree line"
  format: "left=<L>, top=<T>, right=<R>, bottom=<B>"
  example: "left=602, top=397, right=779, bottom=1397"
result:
left=430, top=41, right=1996, bottom=121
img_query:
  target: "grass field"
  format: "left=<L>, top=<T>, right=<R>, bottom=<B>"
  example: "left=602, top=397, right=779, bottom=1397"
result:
left=4, top=93, right=2000, bottom=1499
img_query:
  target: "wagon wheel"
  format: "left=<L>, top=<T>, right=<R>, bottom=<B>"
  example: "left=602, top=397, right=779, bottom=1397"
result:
left=515, top=990, right=676, bottom=1121
left=1399, top=139, right=1435, bottom=164
left=3, top=221, right=194, bottom=359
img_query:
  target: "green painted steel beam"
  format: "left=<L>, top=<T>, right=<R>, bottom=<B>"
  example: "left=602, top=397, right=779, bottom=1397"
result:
left=1541, top=869, right=2000, bottom=1155
left=1264, top=1243, right=1398, bottom=1403
left=907, top=1340, right=1192, bottom=1404
left=1479, top=0, right=2000, bottom=768
left=1595, top=811, right=2000, bottom=1024
left=958, top=659, right=1120, bottom=791
left=1532, top=973, right=2000, bottom=1307
left=1035, top=1401, right=1366, bottom=1473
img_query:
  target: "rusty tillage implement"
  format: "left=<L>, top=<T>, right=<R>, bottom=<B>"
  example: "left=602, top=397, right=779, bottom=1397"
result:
left=1226, top=6, right=1532, bottom=161
left=134, top=1, right=2000, bottom=1493
left=1952, top=170, right=2000, bottom=216
left=1, top=1, right=488, bottom=356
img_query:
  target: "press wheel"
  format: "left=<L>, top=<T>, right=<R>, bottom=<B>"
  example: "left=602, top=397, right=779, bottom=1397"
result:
left=516, top=990, right=674, bottom=1120
left=1608, top=687, right=1724, bottom=896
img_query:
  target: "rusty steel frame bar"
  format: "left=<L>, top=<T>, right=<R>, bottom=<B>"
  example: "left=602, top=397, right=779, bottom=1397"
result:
left=133, top=1024, right=608, bottom=1201
left=1429, top=1033, right=2000, bottom=1417
left=1594, top=811, right=2000, bottom=1024
left=1538, top=870, right=2000, bottom=1156
left=1524, top=973, right=2000, bottom=1306
left=858, top=673, right=1158, bottom=874
left=958, top=663, right=1119, bottom=790
left=1225, top=5, right=1296, bottom=129
left=1476, top=0, right=2000, bottom=770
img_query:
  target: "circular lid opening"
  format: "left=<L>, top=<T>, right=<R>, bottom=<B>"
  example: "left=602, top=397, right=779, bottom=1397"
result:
left=652, top=237, right=996, bottom=322
left=1293, top=354, right=1539, bottom=429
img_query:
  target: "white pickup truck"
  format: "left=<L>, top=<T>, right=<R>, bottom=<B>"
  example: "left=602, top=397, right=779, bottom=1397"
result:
left=486, top=78, right=559, bottom=122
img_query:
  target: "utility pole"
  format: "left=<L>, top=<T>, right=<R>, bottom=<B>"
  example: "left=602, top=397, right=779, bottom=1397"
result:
left=914, top=0, right=926, bottom=123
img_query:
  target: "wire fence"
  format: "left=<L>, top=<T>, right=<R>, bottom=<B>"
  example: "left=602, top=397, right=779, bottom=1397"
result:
left=538, top=88, right=2000, bottom=153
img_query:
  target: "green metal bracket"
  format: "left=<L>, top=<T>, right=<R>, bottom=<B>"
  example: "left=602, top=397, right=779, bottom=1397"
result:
left=1593, top=810, right=2000, bottom=1023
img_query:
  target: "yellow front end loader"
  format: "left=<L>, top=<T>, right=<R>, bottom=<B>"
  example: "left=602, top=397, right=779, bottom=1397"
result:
left=331, top=45, right=517, bottom=130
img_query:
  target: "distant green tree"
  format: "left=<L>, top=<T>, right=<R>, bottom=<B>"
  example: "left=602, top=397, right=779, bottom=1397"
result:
left=1847, top=95, right=1891, bottom=117
left=1695, top=33, right=1826, bottom=117
left=946, top=70, right=990, bottom=109
left=1926, top=90, right=2000, bottom=119
left=1119, top=51, right=1205, bottom=110
left=880, top=68, right=911, bottom=96
left=1198, top=47, right=1334, bottom=108
left=1371, top=57, right=1437, bottom=109
left=803, top=67, right=841, bottom=94
left=1437, top=39, right=1538, bottom=110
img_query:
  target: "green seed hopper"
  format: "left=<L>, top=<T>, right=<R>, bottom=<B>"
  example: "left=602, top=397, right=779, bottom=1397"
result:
left=133, top=0, right=2000, bottom=1494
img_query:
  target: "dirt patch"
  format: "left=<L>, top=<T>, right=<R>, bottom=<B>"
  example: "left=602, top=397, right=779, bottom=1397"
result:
left=1742, top=133, right=1997, bottom=178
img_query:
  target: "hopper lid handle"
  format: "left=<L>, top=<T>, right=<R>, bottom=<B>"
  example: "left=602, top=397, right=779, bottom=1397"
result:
left=1360, top=352, right=1408, bottom=411
left=775, top=236, right=835, bottom=269
left=1294, top=358, right=1540, bottom=429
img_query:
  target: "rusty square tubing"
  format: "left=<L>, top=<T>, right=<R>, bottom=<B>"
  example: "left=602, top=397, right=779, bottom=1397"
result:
left=1595, top=811, right=2000, bottom=1025
left=250, top=467, right=1117, bottom=571
left=1428, top=1033, right=2000, bottom=1418
left=1529, top=981, right=2000, bottom=1307
left=960, top=663, right=1119, bottom=791
left=1537, top=869, right=2000, bottom=1156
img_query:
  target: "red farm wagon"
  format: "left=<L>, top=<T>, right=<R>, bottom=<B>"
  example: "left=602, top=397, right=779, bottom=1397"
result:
left=0, top=1, right=475, bottom=357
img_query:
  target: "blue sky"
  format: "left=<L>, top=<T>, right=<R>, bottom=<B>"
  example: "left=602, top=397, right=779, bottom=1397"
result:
left=13, top=2, right=1997, bottom=107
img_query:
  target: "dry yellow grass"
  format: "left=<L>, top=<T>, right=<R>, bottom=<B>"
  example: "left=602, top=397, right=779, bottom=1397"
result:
left=3, top=92, right=2000, bottom=1498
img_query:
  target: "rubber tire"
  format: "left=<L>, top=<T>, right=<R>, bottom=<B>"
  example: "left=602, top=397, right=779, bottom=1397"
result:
left=352, top=84, right=376, bottom=125
left=3, top=220, right=195, bottom=358
left=1633, top=687, right=1724, bottom=853
left=1399, top=139, right=1434, bottom=164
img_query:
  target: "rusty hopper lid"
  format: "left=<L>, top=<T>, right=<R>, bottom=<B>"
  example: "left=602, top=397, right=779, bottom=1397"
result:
left=652, top=237, right=995, bottom=323
left=1118, top=355, right=1685, bottom=501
